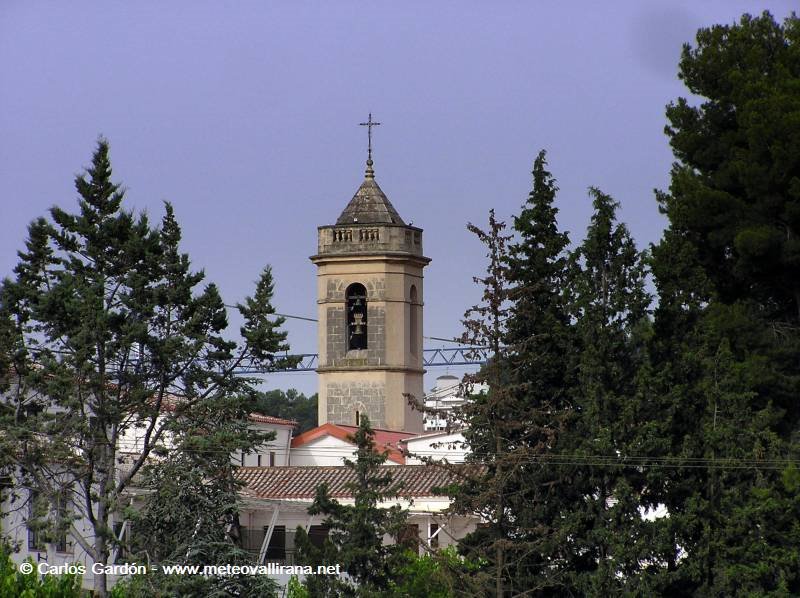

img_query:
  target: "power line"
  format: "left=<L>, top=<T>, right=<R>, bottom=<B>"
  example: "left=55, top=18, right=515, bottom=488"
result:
left=225, top=304, right=480, bottom=346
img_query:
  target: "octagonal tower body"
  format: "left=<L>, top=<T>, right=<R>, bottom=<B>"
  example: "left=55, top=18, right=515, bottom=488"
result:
left=310, top=161, right=430, bottom=433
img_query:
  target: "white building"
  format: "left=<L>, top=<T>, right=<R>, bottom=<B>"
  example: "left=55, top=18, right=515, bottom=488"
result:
left=423, top=374, right=489, bottom=432
left=401, top=429, right=469, bottom=465
left=289, top=422, right=413, bottom=466
left=237, top=414, right=296, bottom=468
left=423, top=375, right=464, bottom=431
left=236, top=465, right=476, bottom=570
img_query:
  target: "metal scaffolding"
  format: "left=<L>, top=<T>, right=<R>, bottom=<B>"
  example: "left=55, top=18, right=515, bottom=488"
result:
left=234, top=347, right=486, bottom=374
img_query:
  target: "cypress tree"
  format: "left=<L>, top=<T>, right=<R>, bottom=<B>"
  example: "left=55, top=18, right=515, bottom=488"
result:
left=559, top=188, right=651, bottom=594
left=499, top=152, right=576, bottom=594
left=452, top=156, right=576, bottom=595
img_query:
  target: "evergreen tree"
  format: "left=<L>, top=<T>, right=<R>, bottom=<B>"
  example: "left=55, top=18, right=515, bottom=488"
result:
left=255, top=388, right=318, bottom=433
left=663, top=11, right=800, bottom=319
left=294, top=414, right=408, bottom=596
left=453, top=182, right=652, bottom=595
left=450, top=209, right=513, bottom=597
left=452, top=157, right=579, bottom=595
left=452, top=156, right=577, bottom=595
left=117, top=454, right=278, bottom=597
left=650, top=11, right=800, bottom=594
left=0, top=139, right=291, bottom=596
left=501, top=151, right=577, bottom=593
left=558, top=188, right=652, bottom=594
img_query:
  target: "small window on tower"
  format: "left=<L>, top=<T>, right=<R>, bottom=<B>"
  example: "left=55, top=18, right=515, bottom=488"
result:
left=346, top=283, right=368, bottom=350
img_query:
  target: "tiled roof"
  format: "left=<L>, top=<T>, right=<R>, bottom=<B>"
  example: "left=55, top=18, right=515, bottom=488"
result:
left=334, top=425, right=416, bottom=446
left=237, top=465, right=464, bottom=500
left=248, top=414, right=297, bottom=427
left=290, top=423, right=416, bottom=464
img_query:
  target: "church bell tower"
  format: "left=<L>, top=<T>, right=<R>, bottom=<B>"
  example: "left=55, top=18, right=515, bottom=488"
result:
left=310, top=117, right=430, bottom=433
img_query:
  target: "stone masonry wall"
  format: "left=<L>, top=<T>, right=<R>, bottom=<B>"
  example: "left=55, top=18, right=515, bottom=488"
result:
left=325, top=277, right=387, bottom=366
left=366, top=305, right=385, bottom=364
left=325, top=306, right=346, bottom=365
left=326, top=381, right=386, bottom=427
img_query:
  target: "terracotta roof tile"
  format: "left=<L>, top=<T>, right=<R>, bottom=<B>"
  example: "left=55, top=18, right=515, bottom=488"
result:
left=248, top=414, right=297, bottom=427
left=237, top=465, right=465, bottom=500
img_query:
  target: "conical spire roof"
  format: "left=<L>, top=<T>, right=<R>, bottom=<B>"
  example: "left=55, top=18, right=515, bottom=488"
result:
left=336, top=159, right=406, bottom=226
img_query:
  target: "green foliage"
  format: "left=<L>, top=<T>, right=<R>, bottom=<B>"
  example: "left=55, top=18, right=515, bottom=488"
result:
left=286, top=575, right=310, bottom=598
left=386, top=548, right=480, bottom=598
left=254, top=388, right=318, bottom=433
left=294, top=415, right=408, bottom=596
left=453, top=162, right=653, bottom=595
left=0, top=542, right=81, bottom=598
left=662, top=11, right=800, bottom=316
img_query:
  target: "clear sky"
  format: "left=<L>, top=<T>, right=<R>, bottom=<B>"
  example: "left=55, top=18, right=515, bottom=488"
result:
left=0, top=1, right=793, bottom=397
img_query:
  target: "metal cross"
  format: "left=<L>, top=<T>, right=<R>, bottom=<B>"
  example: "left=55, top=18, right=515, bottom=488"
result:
left=359, top=113, right=381, bottom=161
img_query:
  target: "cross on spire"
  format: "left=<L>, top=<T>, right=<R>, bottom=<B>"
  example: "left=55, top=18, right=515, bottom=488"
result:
left=359, top=113, right=381, bottom=166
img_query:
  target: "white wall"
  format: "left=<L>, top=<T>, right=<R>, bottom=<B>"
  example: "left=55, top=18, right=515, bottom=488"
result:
left=120, top=417, right=293, bottom=467
left=289, top=436, right=357, bottom=466
left=238, top=425, right=293, bottom=467
left=403, top=431, right=468, bottom=464
left=289, top=435, right=401, bottom=466
left=117, top=415, right=174, bottom=455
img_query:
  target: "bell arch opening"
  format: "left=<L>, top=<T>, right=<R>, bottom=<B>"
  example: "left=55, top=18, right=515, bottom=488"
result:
left=346, top=283, right=368, bottom=350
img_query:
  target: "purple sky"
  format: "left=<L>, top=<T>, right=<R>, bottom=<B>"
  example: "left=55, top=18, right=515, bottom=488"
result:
left=0, top=1, right=792, bottom=397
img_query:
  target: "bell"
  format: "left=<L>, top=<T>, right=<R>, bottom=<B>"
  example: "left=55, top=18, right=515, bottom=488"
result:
left=352, top=312, right=365, bottom=335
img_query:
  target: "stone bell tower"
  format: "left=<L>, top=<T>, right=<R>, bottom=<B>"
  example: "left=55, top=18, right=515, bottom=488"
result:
left=310, top=121, right=429, bottom=433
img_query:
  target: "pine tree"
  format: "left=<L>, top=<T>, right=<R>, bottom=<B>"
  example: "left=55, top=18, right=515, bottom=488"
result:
left=294, top=414, right=408, bottom=596
left=649, top=11, right=800, bottom=594
left=0, top=139, right=291, bottom=596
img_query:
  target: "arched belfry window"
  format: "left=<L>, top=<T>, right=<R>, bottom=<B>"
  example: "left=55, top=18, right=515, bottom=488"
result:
left=346, top=283, right=368, bottom=350
left=410, top=285, right=418, bottom=355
